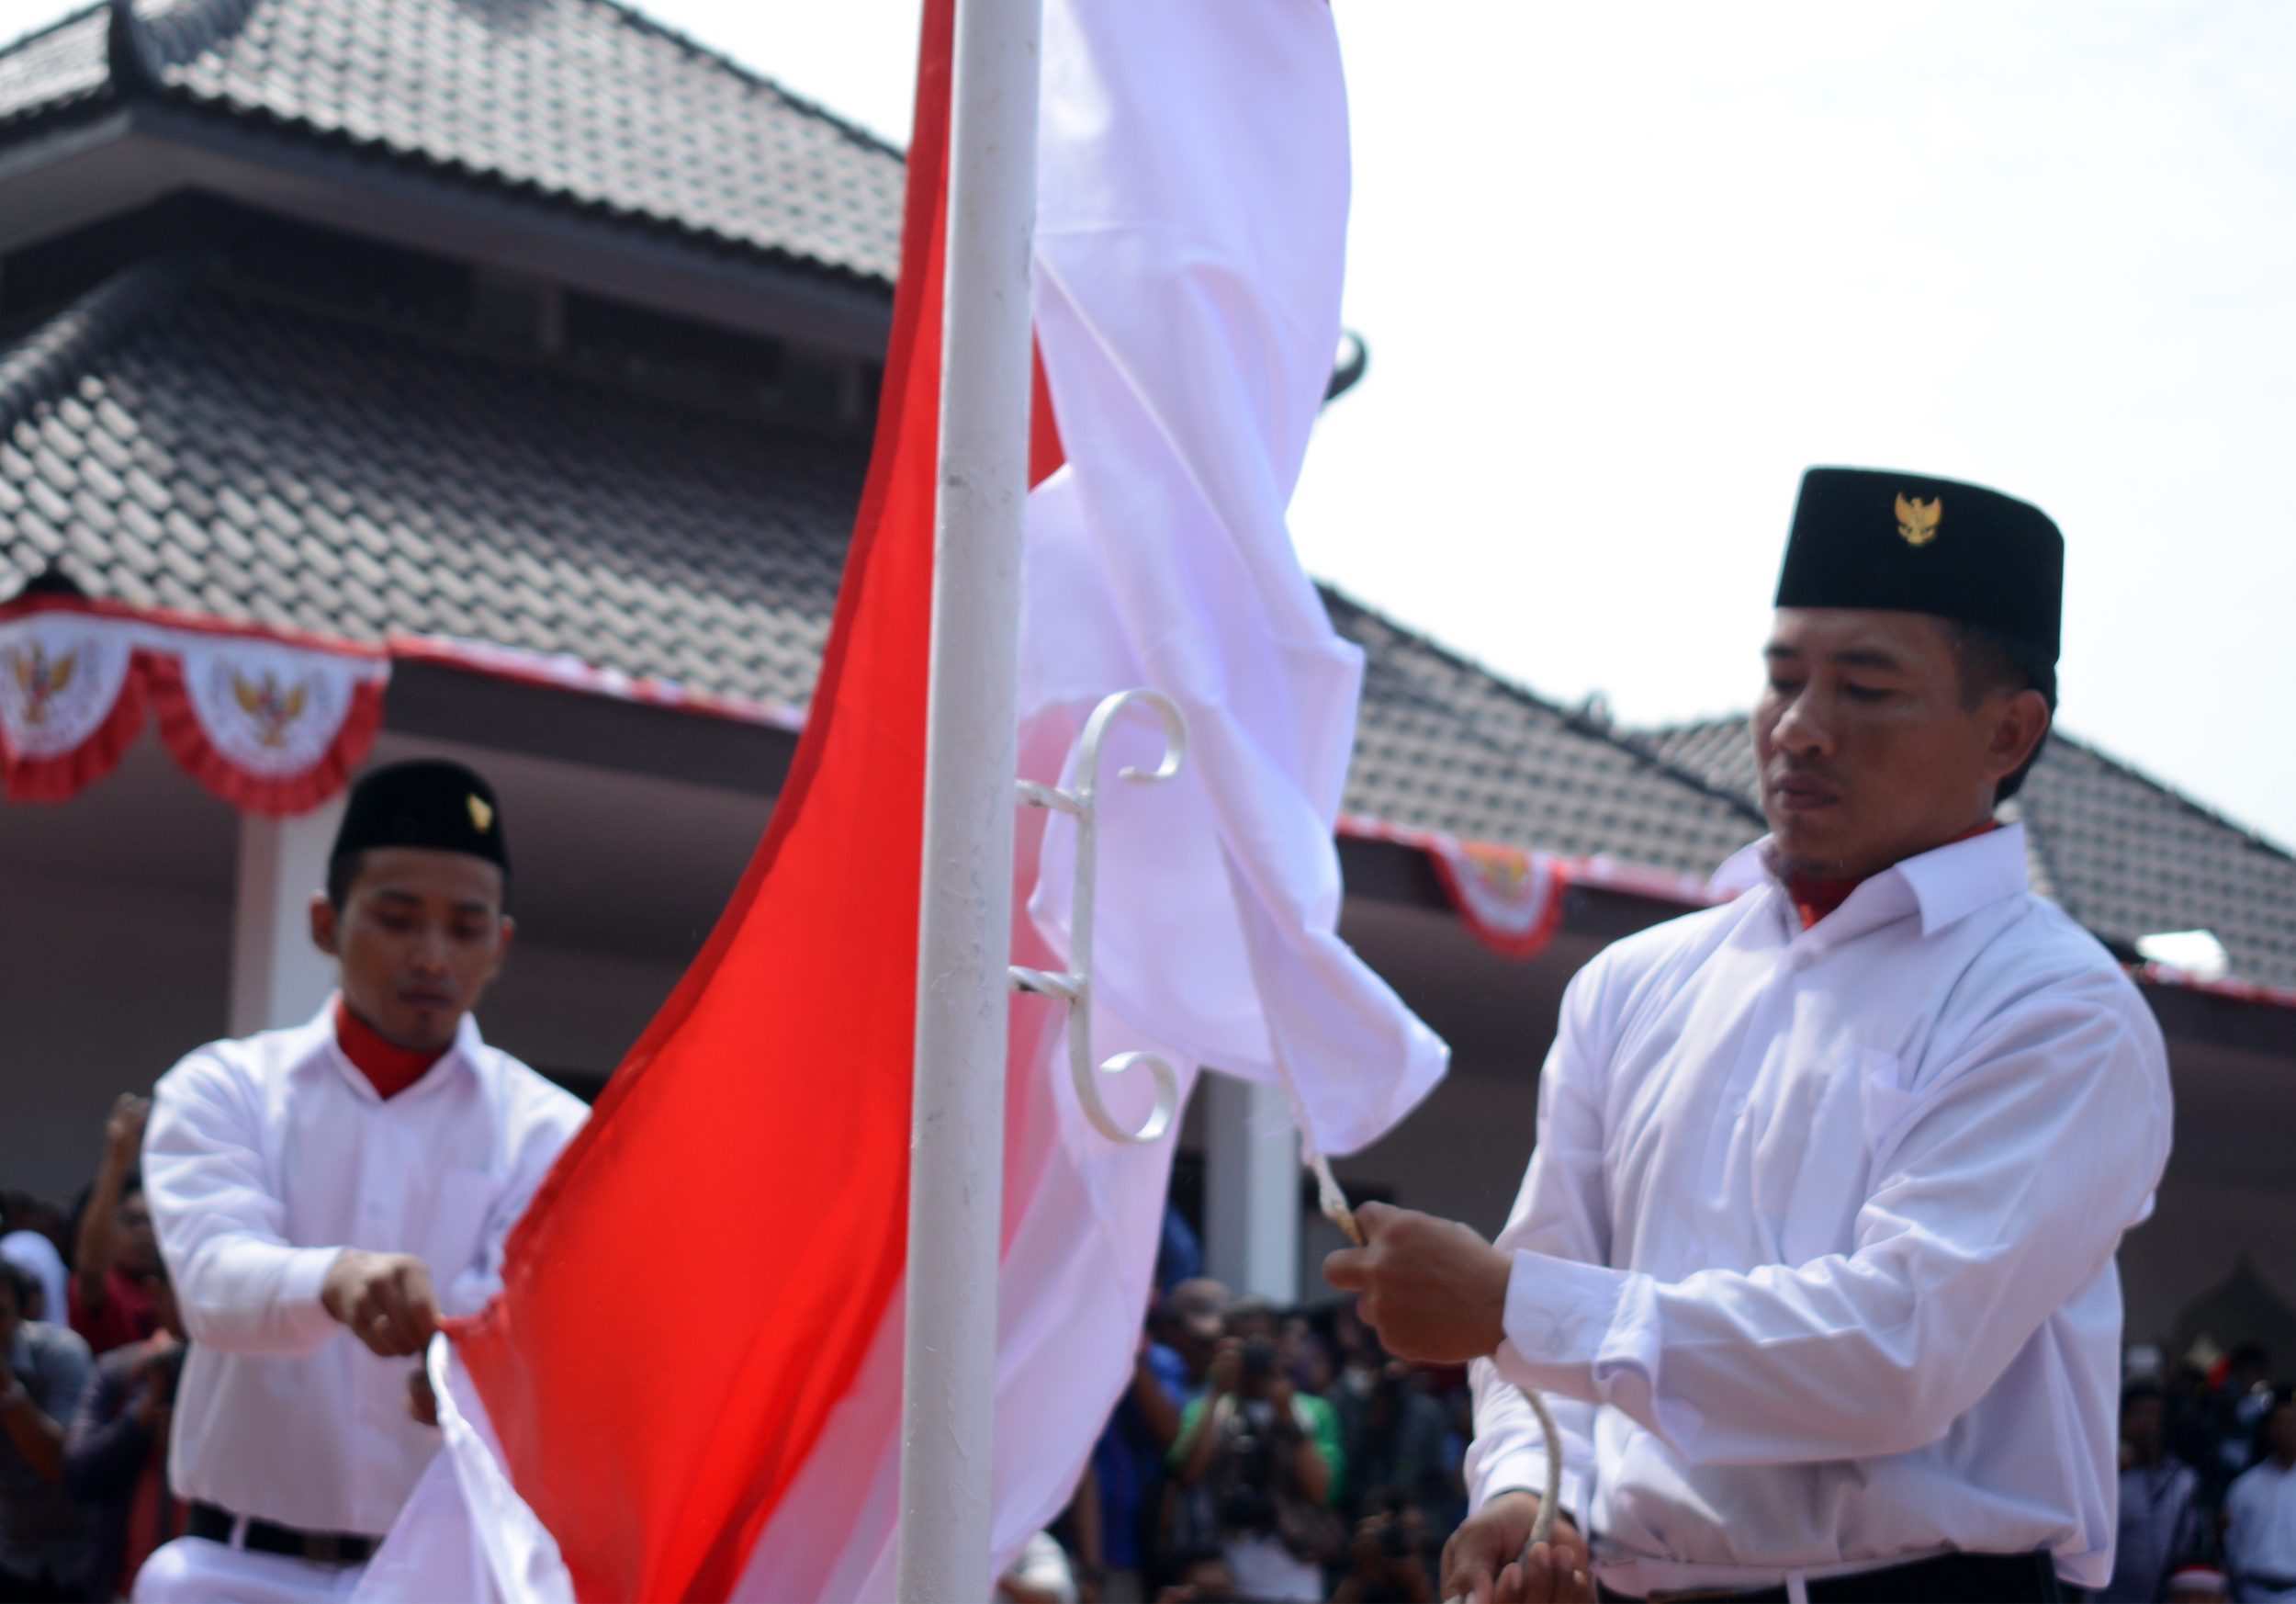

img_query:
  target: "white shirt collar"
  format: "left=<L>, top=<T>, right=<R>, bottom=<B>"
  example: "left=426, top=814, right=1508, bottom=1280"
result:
left=1710, top=822, right=2032, bottom=942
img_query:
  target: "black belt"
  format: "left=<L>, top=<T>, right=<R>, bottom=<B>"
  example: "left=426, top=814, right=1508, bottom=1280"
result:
left=1601, top=1550, right=2065, bottom=1603
left=187, top=1501, right=377, bottom=1566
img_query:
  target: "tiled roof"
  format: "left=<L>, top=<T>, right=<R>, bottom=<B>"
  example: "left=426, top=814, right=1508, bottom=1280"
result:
left=2, top=259, right=1775, bottom=887
left=1327, top=592, right=1765, bottom=878
left=0, top=0, right=906, bottom=283
left=0, top=265, right=861, bottom=705
left=1638, top=716, right=2296, bottom=990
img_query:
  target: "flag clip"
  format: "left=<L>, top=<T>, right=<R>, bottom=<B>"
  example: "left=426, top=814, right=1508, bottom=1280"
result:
left=1009, top=687, right=1188, bottom=1145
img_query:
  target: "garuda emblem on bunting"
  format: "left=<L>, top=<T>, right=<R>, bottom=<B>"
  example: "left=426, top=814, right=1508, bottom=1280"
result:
left=0, top=616, right=137, bottom=762
left=0, top=597, right=388, bottom=810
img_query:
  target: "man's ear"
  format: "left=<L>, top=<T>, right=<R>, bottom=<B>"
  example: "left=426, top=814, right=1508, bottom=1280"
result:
left=1985, top=687, right=2052, bottom=785
left=310, top=892, right=341, bottom=957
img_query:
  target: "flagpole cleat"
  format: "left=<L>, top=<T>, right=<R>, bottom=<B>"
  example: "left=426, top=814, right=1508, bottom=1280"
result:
left=1010, top=688, right=1188, bottom=1145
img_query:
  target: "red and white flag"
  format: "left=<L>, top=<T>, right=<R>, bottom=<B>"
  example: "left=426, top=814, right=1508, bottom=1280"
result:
left=355, top=0, right=1442, bottom=1598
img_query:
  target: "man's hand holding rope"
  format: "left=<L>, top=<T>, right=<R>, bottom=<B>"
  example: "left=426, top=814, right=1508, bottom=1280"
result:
left=1324, top=1203, right=1593, bottom=1603
left=1322, top=1201, right=1509, bottom=1362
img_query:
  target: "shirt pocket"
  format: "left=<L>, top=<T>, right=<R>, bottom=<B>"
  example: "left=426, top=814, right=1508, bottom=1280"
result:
left=422, top=1167, right=505, bottom=1284
left=1859, top=1047, right=1917, bottom=1162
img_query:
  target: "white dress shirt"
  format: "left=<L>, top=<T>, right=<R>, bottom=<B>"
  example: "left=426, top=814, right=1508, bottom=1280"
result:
left=2225, top=1458, right=2296, bottom=1602
left=144, top=1000, right=586, bottom=1538
left=1464, top=825, right=2171, bottom=1596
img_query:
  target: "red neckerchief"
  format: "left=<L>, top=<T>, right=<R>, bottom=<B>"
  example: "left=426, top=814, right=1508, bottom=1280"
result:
left=1785, top=820, right=1998, bottom=932
left=333, top=998, right=448, bottom=1100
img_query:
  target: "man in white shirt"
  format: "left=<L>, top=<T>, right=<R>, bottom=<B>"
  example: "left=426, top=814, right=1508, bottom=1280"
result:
left=1327, top=469, right=2173, bottom=1602
left=134, top=761, right=587, bottom=1603
left=2225, top=1388, right=2296, bottom=1604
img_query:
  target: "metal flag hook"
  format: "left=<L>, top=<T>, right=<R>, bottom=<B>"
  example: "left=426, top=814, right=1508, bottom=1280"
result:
left=1010, top=689, right=1187, bottom=1144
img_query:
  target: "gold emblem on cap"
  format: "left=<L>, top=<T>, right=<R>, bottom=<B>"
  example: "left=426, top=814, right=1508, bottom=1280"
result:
left=1896, top=493, right=1942, bottom=547
left=467, top=794, right=493, bottom=832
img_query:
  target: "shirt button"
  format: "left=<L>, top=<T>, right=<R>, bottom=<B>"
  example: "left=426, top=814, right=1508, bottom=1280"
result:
left=1547, top=1332, right=1569, bottom=1357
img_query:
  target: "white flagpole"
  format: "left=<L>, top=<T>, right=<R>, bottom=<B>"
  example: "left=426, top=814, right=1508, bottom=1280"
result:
left=897, top=0, right=1041, bottom=1594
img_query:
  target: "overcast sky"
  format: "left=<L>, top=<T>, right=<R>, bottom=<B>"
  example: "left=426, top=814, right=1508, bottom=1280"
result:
left=7, top=1, right=2290, bottom=853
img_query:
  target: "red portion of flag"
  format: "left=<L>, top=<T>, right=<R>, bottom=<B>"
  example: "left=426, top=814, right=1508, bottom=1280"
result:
left=1030, top=343, right=1065, bottom=490
left=449, top=4, right=954, bottom=1598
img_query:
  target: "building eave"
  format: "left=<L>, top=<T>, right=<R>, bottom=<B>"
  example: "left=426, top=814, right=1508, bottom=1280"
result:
left=0, top=96, right=895, bottom=356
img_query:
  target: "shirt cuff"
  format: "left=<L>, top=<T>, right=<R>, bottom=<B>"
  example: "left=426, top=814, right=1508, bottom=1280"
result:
left=1474, top=1460, right=1587, bottom=1529
left=1493, top=1248, right=1655, bottom=1400
left=276, top=1246, right=342, bottom=1336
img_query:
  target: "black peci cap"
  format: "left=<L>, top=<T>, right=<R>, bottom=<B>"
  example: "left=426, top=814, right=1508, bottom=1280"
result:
left=331, top=760, right=509, bottom=874
left=1775, top=468, right=2064, bottom=662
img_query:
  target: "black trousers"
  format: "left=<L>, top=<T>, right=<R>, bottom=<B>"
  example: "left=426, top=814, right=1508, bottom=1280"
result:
left=1599, top=1550, right=2070, bottom=1603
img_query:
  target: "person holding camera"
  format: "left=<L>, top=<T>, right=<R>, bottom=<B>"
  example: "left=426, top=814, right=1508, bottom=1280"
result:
left=67, top=1268, right=188, bottom=1600
left=1, top=1258, right=94, bottom=1601
left=1332, top=1488, right=1437, bottom=1604
left=1168, top=1324, right=1345, bottom=1601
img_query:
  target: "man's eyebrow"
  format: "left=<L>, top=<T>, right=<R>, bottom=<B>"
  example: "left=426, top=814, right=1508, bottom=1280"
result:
left=1763, top=643, right=1802, bottom=660
left=368, top=887, right=423, bottom=905
left=1829, top=647, right=1908, bottom=670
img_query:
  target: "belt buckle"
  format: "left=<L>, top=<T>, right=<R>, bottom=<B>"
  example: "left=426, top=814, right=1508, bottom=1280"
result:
left=304, top=1531, right=343, bottom=1564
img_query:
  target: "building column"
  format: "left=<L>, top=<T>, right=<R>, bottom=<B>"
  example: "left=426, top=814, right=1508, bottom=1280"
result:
left=1201, top=1070, right=1300, bottom=1304
left=228, top=799, right=346, bottom=1036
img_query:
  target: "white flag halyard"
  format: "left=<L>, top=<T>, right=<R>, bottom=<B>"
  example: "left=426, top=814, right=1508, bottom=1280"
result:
left=355, top=2, right=1444, bottom=1598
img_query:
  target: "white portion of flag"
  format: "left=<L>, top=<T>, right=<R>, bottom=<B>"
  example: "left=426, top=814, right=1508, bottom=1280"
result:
left=1022, top=0, right=1446, bottom=1164
left=354, top=1338, right=570, bottom=1604
left=350, top=3, right=1446, bottom=1597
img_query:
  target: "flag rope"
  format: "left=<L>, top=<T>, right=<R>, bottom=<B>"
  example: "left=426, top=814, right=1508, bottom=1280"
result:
left=1306, top=1152, right=1562, bottom=1583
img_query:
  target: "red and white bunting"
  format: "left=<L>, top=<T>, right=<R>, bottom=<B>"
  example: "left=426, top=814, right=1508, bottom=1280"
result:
left=0, top=597, right=387, bottom=814
left=1339, top=814, right=1577, bottom=960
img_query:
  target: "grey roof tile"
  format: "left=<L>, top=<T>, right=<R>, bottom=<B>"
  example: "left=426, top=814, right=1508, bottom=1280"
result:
left=0, top=6, right=110, bottom=126
left=0, top=274, right=864, bottom=705
left=1324, top=590, right=1766, bottom=878
left=2, top=0, right=906, bottom=285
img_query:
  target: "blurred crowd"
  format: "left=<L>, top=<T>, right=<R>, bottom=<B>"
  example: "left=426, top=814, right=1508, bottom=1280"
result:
left=2101, top=1345, right=2296, bottom=1604
left=998, top=1209, right=1479, bottom=1604
left=4, top=1095, right=187, bottom=1602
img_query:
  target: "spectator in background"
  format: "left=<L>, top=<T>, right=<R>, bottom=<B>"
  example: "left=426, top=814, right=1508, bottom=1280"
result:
left=70, top=1098, right=160, bottom=1358
left=1079, top=1324, right=1190, bottom=1601
left=2103, top=1379, right=2206, bottom=1603
left=1161, top=1282, right=1232, bottom=1399
left=1169, top=1312, right=1345, bottom=1602
left=0, top=1199, right=68, bottom=1271
left=2168, top=1565, right=2232, bottom=1603
left=2214, top=1346, right=2277, bottom=1499
left=0, top=1235, right=63, bottom=1332
left=1152, top=1548, right=1238, bottom=1604
left=67, top=1267, right=188, bottom=1600
left=1334, top=1359, right=1451, bottom=1527
left=2223, top=1387, right=2296, bottom=1603
left=999, top=1530, right=1081, bottom=1603
left=1329, top=1487, right=1435, bottom=1604
left=1, top=1258, right=96, bottom=1601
